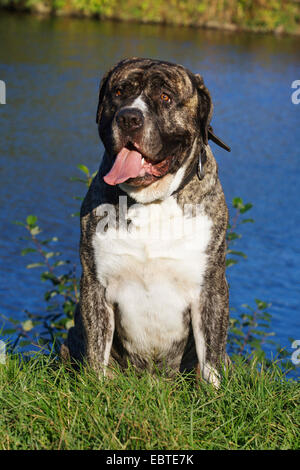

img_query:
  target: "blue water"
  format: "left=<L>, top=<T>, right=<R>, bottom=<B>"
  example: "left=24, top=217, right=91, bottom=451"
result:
left=0, top=13, right=299, bottom=375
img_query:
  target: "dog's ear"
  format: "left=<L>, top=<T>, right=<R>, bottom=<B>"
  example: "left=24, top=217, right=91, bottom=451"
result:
left=194, top=74, right=213, bottom=145
left=96, top=67, right=115, bottom=125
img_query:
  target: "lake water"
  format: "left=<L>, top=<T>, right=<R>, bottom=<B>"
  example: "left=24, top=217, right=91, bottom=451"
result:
left=0, top=12, right=299, bottom=374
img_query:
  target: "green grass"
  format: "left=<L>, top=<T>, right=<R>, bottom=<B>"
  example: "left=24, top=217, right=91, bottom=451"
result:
left=0, top=353, right=299, bottom=450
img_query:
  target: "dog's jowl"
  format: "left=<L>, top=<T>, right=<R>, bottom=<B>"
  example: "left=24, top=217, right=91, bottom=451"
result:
left=61, top=57, right=231, bottom=387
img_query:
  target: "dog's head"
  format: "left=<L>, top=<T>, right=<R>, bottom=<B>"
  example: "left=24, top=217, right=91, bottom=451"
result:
left=96, top=57, right=213, bottom=200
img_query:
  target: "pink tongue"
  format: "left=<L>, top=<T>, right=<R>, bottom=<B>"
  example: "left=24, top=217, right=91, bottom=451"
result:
left=104, top=147, right=142, bottom=185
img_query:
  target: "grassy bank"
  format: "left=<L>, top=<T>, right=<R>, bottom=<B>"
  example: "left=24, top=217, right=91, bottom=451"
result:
left=1, top=0, right=300, bottom=34
left=0, top=353, right=298, bottom=450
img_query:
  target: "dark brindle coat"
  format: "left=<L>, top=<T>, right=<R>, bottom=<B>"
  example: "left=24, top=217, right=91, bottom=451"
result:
left=61, top=58, right=230, bottom=387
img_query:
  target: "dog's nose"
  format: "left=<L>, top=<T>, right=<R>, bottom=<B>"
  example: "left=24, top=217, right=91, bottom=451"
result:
left=116, top=108, right=144, bottom=133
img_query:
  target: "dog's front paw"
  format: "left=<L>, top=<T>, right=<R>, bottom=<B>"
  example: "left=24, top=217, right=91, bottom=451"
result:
left=196, top=363, right=221, bottom=389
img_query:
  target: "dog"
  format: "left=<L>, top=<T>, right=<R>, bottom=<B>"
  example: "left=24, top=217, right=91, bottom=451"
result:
left=61, top=57, right=231, bottom=387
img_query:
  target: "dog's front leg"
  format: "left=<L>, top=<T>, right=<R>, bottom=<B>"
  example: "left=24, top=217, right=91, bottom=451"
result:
left=191, top=277, right=229, bottom=389
left=79, top=275, right=115, bottom=376
left=190, top=296, right=216, bottom=387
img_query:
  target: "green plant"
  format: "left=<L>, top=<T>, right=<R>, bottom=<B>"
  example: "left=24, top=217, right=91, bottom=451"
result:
left=226, top=196, right=253, bottom=268
left=0, top=164, right=97, bottom=354
left=5, top=213, right=79, bottom=353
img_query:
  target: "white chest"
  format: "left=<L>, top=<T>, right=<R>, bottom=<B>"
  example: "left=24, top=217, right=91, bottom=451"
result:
left=92, top=196, right=212, bottom=357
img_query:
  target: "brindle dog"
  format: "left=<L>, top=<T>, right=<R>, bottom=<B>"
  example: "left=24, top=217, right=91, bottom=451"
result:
left=61, top=57, right=231, bottom=387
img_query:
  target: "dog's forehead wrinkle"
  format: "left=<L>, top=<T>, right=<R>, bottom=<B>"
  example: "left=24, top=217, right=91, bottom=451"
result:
left=110, top=67, right=145, bottom=88
left=108, top=60, right=195, bottom=101
left=146, top=67, right=172, bottom=79
left=142, top=64, right=192, bottom=94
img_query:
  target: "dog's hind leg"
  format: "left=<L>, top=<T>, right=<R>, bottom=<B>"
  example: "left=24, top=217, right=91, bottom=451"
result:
left=61, top=279, right=115, bottom=376
left=78, top=276, right=115, bottom=376
left=60, top=303, right=85, bottom=365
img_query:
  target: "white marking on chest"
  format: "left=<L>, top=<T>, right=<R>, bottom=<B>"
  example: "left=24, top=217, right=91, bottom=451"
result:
left=92, top=196, right=212, bottom=358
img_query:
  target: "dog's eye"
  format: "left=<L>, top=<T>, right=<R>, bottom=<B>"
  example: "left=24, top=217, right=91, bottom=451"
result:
left=115, top=89, right=122, bottom=97
left=160, top=93, right=171, bottom=103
